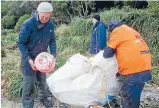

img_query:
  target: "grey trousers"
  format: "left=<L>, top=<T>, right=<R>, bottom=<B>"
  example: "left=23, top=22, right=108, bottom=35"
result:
left=22, top=72, right=47, bottom=108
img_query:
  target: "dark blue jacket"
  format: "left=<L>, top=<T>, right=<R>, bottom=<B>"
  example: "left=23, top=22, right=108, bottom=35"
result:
left=89, top=21, right=107, bottom=54
left=17, top=11, right=56, bottom=75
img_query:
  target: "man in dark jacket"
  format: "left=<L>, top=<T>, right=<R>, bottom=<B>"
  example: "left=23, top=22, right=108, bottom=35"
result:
left=89, top=13, right=107, bottom=54
left=17, top=2, right=56, bottom=108
left=103, top=20, right=152, bottom=108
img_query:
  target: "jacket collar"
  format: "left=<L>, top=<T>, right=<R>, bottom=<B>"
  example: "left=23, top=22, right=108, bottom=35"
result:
left=108, top=20, right=124, bottom=32
left=93, top=21, right=100, bottom=29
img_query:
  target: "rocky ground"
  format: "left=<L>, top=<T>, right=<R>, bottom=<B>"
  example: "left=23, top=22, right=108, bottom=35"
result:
left=1, top=84, right=159, bottom=108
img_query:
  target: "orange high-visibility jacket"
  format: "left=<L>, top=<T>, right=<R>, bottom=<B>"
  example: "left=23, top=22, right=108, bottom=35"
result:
left=108, top=24, right=152, bottom=75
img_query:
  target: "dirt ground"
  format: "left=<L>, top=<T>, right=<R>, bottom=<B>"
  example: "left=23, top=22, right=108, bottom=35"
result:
left=1, top=83, right=159, bottom=108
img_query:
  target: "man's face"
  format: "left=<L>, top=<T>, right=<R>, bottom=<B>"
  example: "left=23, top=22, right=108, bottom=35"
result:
left=92, top=18, right=97, bottom=24
left=107, top=31, right=112, bottom=40
left=38, top=12, right=52, bottom=24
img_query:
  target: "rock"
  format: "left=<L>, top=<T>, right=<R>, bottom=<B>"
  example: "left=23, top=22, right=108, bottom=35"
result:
left=6, top=45, right=17, bottom=50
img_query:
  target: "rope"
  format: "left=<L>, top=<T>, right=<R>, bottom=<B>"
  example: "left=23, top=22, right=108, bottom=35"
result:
left=55, top=57, right=112, bottom=108
left=56, top=99, right=59, bottom=108
left=88, top=57, right=112, bottom=108
left=100, top=59, right=112, bottom=108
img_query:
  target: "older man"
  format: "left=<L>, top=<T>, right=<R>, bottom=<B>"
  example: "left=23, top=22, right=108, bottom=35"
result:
left=17, top=2, right=56, bottom=108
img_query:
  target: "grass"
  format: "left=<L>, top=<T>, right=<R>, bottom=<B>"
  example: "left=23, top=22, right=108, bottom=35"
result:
left=1, top=7, right=159, bottom=98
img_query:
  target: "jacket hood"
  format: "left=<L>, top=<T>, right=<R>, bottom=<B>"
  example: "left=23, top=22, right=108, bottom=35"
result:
left=108, top=20, right=124, bottom=32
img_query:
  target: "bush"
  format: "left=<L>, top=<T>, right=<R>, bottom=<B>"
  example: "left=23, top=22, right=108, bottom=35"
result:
left=123, top=1, right=133, bottom=7
left=52, top=1, right=71, bottom=24
left=1, top=7, right=159, bottom=99
left=52, top=1, right=95, bottom=25
left=1, top=29, right=16, bottom=36
left=1, top=32, right=18, bottom=46
left=15, top=14, right=30, bottom=31
left=148, top=1, right=159, bottom=13
left=1, top=15, right=17, bottom=29
left=1, top=1, right=9, bottom=17
left=1, top=30, right=7, bottom=36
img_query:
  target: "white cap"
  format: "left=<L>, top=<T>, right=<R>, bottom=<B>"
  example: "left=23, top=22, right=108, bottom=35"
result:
left=37, top=2, right=53, bottom=12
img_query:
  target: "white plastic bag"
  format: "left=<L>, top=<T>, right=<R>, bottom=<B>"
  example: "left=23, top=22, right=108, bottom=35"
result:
left=49, top=53, right=91, bottom=81
left=46, top=52, right=119, bottom=107
left=90, top=51, right=119, bottom=95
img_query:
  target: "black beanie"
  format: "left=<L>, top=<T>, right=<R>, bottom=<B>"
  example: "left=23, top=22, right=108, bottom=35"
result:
left=92, top=13, right=100, bottom=21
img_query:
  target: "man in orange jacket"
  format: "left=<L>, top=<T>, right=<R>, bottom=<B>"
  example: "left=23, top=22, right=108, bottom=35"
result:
left=103, top=20, right=152, bottom=108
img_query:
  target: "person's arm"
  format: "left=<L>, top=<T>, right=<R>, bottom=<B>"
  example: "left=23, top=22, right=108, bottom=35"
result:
left=103, top=47, right=116, bottom=58
left=17, top=23, right=31, bottom=62
left=17, top=22, right=38, bottom=70
left=49, top=25, right=56, bottom=57
left=103, top=30, right=121, bottom=58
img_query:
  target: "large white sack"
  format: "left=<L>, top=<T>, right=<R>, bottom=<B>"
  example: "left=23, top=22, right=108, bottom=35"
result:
left=46, top=52, right=119, bottom=107
left=90, top=51, right=119, bottom=95
left=47, top=67, right=107, bottom=107
left=46, top=53, right=92, bottom=95
left=47, top=53, right=91, bottom=81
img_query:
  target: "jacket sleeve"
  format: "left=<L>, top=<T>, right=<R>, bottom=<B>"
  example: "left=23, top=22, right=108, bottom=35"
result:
left=49, top=26, right=56, bottom=57
left=103, top=46, right=116, bottom=58
left=17, top=23, right=31, bottom=62
left=103, top=30, right=120, bottom=58
left=98, top=25, right=106, bottom=50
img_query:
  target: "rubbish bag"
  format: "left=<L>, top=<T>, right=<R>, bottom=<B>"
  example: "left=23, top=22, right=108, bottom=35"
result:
left=46, top=52, right=119, bottom=107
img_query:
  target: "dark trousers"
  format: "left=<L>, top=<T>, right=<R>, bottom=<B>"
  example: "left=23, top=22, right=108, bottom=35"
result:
left=120, top=82, right=145, bottom=108
left=22, top=72, right=46, bottom=108
left=117, top=72, right=148, bottom=108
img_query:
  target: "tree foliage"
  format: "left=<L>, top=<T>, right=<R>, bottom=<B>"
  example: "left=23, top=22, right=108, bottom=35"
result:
left=148, top=1, right=159, bottom=13
left=14, top=14, right=31, bottom=32
left=1, top=1, right=10, bottom=17
left=51, top=1, right=70, bottom=24
left=52, top=1, right=95, bottom=24
left=70, top=1, right=95, bottom=17
left=2, top=15, right=17, bottom=29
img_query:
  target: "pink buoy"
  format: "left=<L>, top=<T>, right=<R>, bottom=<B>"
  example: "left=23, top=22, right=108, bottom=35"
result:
left=35, top=52, right=56, bottom=73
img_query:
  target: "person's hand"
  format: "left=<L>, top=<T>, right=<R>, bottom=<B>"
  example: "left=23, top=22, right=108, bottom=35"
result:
left=28, top=59, right=38, bottom=70
left=89, top=105, right=104, bottom=108
left=53, top=58, right=56, bottom=62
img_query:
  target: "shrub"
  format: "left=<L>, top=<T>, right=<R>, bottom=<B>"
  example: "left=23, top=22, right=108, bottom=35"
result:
left=148, top=1, right=159, bottom=13
left=1, top=15, right=17, bottom=29
left=1, top=32, right=18, bottom=46
left=15, top=14, right=30, bottom=31
left=2, top=7, right=159, bottom=99
left=1, top=1, right=9, bottom=17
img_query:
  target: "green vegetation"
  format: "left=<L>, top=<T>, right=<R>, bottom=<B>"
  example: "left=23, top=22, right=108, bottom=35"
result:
left=14, top=14, right=30, bottom=31
left=1, top=15, right=17, bottom=29
left=1, top=2, right=159, bottom=98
